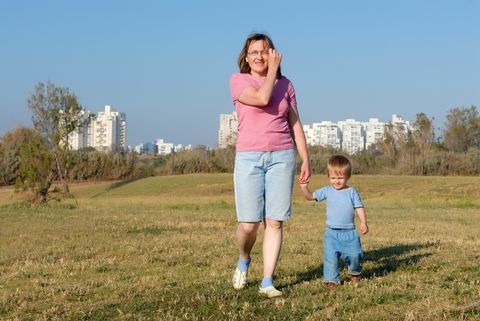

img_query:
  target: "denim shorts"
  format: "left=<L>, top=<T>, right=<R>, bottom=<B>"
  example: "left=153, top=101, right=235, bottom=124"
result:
left=323, top=227, right=363, bottom=283
left=234, top=149, right=295, bottom=222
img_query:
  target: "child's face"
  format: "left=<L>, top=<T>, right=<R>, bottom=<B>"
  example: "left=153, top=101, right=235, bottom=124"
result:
left=328, top=172, right=349, bottom=190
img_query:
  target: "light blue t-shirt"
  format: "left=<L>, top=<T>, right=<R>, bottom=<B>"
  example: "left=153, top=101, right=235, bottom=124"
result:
left=312, top=185, right=364, bottom=229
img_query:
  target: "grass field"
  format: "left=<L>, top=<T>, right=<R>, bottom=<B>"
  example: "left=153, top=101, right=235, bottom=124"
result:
left=0, top=174, right=479, bottom=321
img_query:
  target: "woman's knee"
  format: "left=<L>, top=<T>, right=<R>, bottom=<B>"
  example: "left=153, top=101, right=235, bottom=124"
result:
left=264, top=219, right=283, bottom=230
left=238, top=222, right=260, bottom=235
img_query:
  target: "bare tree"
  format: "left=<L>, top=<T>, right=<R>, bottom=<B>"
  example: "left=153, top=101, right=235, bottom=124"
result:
left=26, top=82, right=86, bottom=201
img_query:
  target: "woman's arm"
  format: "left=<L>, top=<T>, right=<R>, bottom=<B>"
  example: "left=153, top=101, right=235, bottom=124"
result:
left=237, top=49, right=282, bottom=107
left=289, top=106, right=311, bottom=184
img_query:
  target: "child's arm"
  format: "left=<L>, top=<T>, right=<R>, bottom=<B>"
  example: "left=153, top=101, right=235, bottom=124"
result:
left=355, top=207, right=369, bottom=235
left=299, top=183, right=316, bottom=201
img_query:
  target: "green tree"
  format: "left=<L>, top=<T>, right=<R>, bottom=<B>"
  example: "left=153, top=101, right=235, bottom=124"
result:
left=26, top=82, right=86, bottom=201
left=375, top=123, right=398, bottom=171
left=16, top=130, right=55, bottom=200
left=411, top=113, right=435, bottom=153
left=443, top=105, right=480, bottom=152
left=0, top=127, right=38, bottom=186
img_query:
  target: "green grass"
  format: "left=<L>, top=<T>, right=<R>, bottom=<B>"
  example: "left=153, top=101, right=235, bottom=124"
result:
left=1, top=174, right=479, bottom=320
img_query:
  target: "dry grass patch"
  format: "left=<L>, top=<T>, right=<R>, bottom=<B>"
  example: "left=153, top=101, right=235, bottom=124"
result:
left=1, top=174, right=479, bottom=320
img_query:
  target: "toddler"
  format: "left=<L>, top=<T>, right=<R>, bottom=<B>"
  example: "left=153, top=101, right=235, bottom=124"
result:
left=299, top=155, right=368, bottom=288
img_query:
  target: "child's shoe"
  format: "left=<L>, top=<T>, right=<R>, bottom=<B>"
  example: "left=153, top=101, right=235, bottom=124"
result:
left=349, top=274, right=361, bottom=283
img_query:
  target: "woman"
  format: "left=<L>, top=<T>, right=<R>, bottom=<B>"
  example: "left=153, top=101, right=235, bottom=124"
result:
left=229, top=33, right=310, bottom=297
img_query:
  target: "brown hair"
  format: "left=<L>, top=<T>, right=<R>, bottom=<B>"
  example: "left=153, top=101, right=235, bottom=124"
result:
left=327, top=155, right=352, bottom=178
left=237, top=33, right=282, bottom=79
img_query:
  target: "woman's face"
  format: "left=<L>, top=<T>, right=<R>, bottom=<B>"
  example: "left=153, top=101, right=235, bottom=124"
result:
left=246, top=40, right=270, bottom=77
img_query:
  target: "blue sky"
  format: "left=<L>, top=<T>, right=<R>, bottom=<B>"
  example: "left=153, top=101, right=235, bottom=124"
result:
left=1, top=0, right=479, bottom=148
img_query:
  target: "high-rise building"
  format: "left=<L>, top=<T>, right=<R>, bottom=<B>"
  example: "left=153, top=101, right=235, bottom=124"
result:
left=67, top=109, right=93, bottom=150
left=363, top=118, right=385, bottom=148
left=301, top=116, right=407, bottom=154
left=68, top=105, right=126, bottom=152
left=303, top=121, right=341, bottom=149
left=339, top=119, right=365, bottom=155
left=218, top=112, right=409, bottom=155
left=91, top=105, right=127, bottom=152
left=391, top=114, right=410, bottom=138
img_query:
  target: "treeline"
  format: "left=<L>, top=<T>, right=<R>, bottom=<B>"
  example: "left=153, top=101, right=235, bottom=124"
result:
left=137, top=141, right=480, bottom=178
left=1, top=88, right=479, bottom=204
left=0, top=129, right=234, bottom=188
left=5, top=81, right=476, bottom=203
left=0, top=127, right=138, bottom=186
left=2, top=132, right=479, bottom=190
left=1, top=106, right=479, bottom=193
left=139, top=106, right=480, bottom=177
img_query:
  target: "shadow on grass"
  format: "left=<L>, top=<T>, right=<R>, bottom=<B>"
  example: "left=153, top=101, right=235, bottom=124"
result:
left=291, top=242, right=436, bottom=286
left=91, top=178, right=141, bottom=198
left=361, top=243, right=434, bottom=279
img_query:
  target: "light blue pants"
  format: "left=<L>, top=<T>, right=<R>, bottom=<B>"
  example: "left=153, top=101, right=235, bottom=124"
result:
left=234, top=149, right=295, bottom=222
left=323, top=227, right=363, bottom=283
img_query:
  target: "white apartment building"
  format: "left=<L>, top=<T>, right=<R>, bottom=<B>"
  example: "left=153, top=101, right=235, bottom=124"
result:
left=303, top=117, right=395, bottom=154
left=392, top=114, right=409, bottom=127
left=303, top=121, right=341, bottom=149
left=156, top=138, right=174, bottom=155
left=218, top=112, right=408, bottom=155
left=339, top=119, right=365, bottom=155
left=68, top=105, right=127, bottom=152
left=391, top=114, right=410, bottom=137
left=363, top=118, right=385, bottom=148
left=133, top=139, right=192, bottom=155
left=218, top=112, right=238, bottom=148
left=91, top=105, right=127, bottom=152
left=67, top=109, right=92, bottom=150
left=156, top=139, right=192, bottom=155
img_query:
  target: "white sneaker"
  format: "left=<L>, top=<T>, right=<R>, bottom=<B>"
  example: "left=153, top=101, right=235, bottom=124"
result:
left=232, top=268, right=248, bottom=289
left=258, top=285, right=282, bottom=298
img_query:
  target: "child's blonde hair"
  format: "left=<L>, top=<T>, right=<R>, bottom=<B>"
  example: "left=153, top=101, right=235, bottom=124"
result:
left=327, top=155, right=352, bottom=178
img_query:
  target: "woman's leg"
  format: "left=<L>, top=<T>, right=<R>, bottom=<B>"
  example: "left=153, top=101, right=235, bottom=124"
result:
left=233, top=221, right=260, bottom=289
left=262, top=219, right=283, bottom=279
left=236, top=222, right=260, bottom=259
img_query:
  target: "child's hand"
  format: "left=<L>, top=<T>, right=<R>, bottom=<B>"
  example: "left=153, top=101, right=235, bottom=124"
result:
left=360, top=223, right=369, bottom=235
left=298, top=182, right=315, bottom=200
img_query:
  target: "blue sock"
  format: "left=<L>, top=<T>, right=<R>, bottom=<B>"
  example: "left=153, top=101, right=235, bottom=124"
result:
left=261, top=277, right=273, bottom=288
left=237, top=256, right=251, bottom=272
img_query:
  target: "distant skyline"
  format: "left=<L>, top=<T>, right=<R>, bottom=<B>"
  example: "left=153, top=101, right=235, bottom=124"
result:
left=1, top=0, right=479, bottom=147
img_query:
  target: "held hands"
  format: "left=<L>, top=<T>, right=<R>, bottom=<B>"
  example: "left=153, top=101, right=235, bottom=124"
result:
left=298, top=161, right=312, bottom=200
left=298, top=161, right=311, bottom=185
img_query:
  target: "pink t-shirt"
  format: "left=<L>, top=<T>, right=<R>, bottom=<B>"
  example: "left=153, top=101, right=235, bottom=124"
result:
left=229, top=73, right=297, bottom=152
